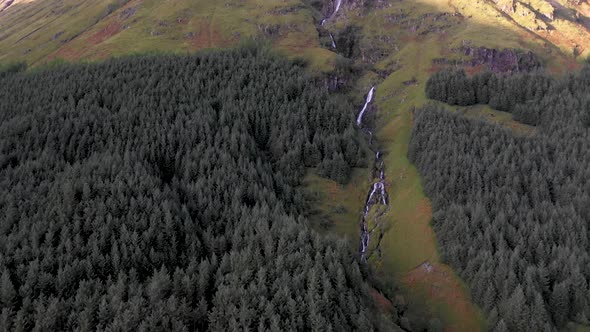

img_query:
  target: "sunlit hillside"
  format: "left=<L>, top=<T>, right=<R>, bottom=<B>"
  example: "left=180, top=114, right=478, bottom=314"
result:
left=1, top=0, right=589, bottom=69
left=0, top=0, right=335, bottom=69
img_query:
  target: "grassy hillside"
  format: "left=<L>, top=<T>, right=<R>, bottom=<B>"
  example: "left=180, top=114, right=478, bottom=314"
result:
left=2, top=0, right=589, bottom=330
left=2, top=0, right=588, bottom=69
left=0, top=0, right=335, bottom=70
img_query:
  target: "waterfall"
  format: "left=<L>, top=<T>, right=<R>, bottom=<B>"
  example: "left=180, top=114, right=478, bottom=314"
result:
left=334, top=0, right=342, bottom=16
left=329, top=33, right=336, bottom=48
left=321, top=0, right=343, bottom=26
left=356, top=86, right=375, bottom=127
left=356, top=86, right=390, bottom=262
left=359, top=150, right=389, bottom=262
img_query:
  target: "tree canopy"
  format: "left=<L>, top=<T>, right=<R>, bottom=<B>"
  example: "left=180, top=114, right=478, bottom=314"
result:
left=0, top=48, right=400, bottom=331
left=415, top=67, right=590, bottom=330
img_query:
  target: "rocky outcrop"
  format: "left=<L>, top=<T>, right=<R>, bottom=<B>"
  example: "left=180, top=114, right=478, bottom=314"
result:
left=0, top=0, right=14, bottom=12
left=567, top=0, right=587, bottom=5
left=119, top=7, right=136, bottom=20
left=494, top=0, right=516, bottom=13
left=433, top=46, right=541, bottom=73
left=463, top=46, right=541, bottom=72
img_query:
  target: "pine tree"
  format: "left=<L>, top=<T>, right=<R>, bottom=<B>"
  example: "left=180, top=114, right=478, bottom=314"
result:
left=505, top=284, right=528, bottom=331
left=0, top=271, right=16, bottom=309
left=0, top=308, right=13, bottom=331
left=550, top=282, right=570, bottom=327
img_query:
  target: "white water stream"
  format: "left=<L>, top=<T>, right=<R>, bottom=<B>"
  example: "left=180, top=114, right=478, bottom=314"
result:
left=322, top=0, right=343, bottom=47
left=329, top=33, right=336, bottom=48
left=356, top=86, right=375, bottom=126
left=334, top=0, right=342, bottom=16
left=357, top=87, right=390, bottom=262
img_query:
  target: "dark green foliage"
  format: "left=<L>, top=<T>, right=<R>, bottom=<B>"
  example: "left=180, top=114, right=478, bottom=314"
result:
left=328, top=56, right=362, bottom=92
left=425, top=68, right=553, bottom=121
left=410, top=95, right=590, bottom=330
left=0, top=49, right=388, bottom=331
left=516, top=50, right=543, bottom=72
left=0, top=61, right=26, bottom=79
left=317, top=152, right=351, bottom=184
left=302, top=0, right=324, bottom=12
left=336, top=26, right=362, bottom=59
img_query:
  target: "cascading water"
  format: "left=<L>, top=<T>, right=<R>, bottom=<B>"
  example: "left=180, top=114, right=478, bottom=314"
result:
left=321, top=0, right=343, bottom=25
left=321, top=0, right=342, bottom=49
left=334, top=0, right=342, bottom=16
left=317, top=2, right=389, bottom=263
left=357, top=87, right=390, bottom=262
left=359, top=152, right=389, bottom=261
left=356, top=86, right=375, bottom=126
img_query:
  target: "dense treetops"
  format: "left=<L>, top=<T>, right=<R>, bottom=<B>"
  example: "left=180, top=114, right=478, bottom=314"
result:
left=415, top=68, right=590, bottom=331
left=0, top=48, right=399, bottom=331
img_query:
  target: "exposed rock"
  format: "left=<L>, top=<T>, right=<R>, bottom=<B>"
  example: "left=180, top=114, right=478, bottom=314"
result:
left=419, top=261, right=434, bottom=273
left=433, top=46, right=541, bottom=73
left=325, top=74, right=348, bottom=92
left=494, top=0, right=516, bottom=13
left=375, top=61, right=401, bottom=79
left=119, top=7, right=136, bottom=20
left=463, top=46, right=541, bottom=72
left=0, top=0, right=14, bottom=12
left=402, top=77, right=418, bottom=86
left=385, top=12, right=409, bottom=23
left=51, top=31, right=65, bottom=41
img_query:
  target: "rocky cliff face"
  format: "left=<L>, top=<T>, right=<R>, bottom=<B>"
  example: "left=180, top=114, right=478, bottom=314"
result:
left=433, top=46, right=542, bottom=73
left=0, top=0, right=14, bottom=11
left=464, top=47, right=542, bottom=72
left=495, top=0, right=517, bottom=13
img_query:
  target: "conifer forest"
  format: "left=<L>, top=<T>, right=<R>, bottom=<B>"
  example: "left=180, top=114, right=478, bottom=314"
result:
left=0, top=48, right=402, bottom=331
left=412, top=67, right=590, bottom=331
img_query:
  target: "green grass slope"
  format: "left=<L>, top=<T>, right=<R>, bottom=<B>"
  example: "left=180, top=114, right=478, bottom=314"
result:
left=0, top=0, right=336, bottom=70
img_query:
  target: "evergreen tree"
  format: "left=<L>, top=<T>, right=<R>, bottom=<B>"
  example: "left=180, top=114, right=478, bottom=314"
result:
left=0, top=48, right=397, bottom=331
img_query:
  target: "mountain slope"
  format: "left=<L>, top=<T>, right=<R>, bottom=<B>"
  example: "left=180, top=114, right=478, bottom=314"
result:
left=2, top=0, right=590, bottom=331
left=0, top=0, right=335, bottom=69
left=0, top=0, right=588, bottom=65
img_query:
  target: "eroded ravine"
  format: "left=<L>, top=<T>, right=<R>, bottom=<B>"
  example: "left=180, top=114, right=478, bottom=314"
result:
left=313, top=1, right=486, bottom=329
left=357, top=87, right=390, bottom=262
left=320, top=0, right=342, bottom=50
